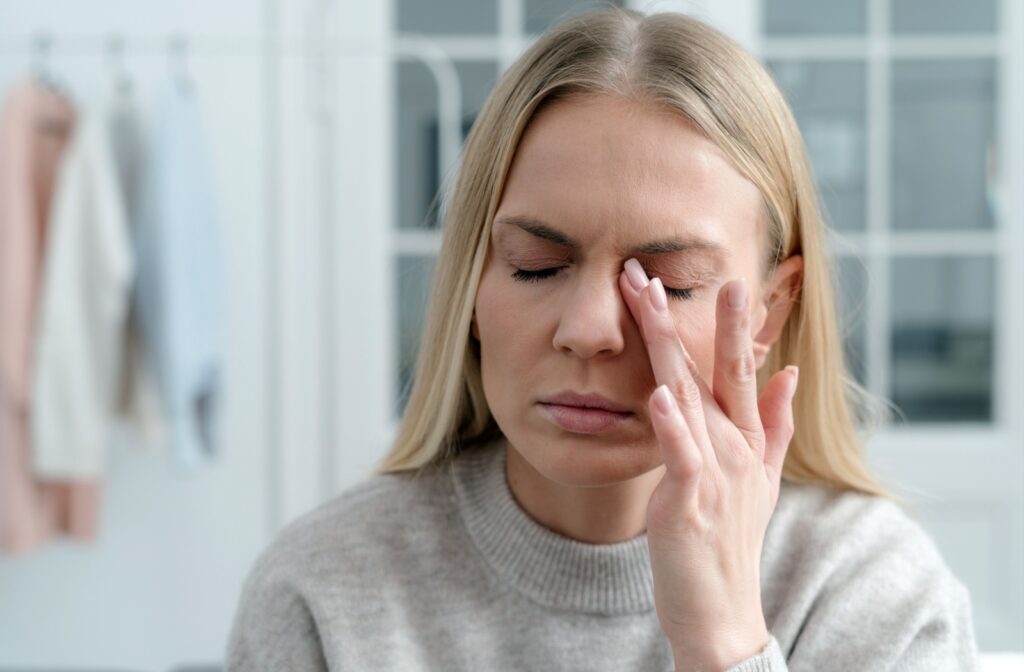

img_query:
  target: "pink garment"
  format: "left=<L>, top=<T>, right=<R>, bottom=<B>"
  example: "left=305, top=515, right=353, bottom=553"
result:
left=0, top=77, right=101, bottom=555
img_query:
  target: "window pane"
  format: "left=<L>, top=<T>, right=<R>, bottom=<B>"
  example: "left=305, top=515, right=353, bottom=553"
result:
left=764, top=0, right=867, bottom=35
left=836, top=255, right=869, bottom=387
left=524, top=0, right=624, bottom=36
left=891, top=59, right=996, bottom=230
left=396, top=59, right=499, bottom=230
left=396, top=254, right=437, bottom=418
left=892, top=0, right=996, bottom=34
left=767, top=60, right=867, bottom=231
left=889, top=256, right=994, bottom=422
left=397, top=0, right=497, bottom=34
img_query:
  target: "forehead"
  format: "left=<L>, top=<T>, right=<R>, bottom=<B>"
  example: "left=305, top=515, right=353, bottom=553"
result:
left=493, top=94, right=763, bottom=255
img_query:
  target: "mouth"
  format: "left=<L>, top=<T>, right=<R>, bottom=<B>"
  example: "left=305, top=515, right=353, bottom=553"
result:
left=537, top=402, right=634, bottom=434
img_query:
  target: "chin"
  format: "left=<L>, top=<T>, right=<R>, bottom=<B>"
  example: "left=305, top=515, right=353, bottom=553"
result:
left=511, top=421, right=663, bottom=487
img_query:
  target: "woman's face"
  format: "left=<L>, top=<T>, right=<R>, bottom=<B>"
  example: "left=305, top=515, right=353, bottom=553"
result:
left=472, top=93, right=780, bottom=488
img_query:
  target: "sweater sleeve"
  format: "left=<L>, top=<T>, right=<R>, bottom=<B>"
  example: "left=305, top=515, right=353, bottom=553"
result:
left=723, top=635, right=788, bottom=671
left=791, top=563, right=976, bottom=670
left=224, top=548, right=331, bottom=672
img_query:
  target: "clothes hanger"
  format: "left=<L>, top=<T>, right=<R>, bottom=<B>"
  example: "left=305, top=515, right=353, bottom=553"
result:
left=31, top=32, right=74, bottom=137
left=32, top=32, right=65, bottom=95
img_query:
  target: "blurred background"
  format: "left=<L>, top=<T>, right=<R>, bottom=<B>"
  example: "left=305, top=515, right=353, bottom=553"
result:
left=0, top=0, right=1020, bottom=669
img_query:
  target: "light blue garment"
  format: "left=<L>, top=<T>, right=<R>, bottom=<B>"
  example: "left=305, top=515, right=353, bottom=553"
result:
left=133, top=77, right=224, bottom=472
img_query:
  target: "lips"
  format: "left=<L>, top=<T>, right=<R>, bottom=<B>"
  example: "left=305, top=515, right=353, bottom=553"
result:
left=537, top=403, right=633, bottom=433
left=537, top=390, right=634, bottom=434
left=539, top=390, right=633, bottom=414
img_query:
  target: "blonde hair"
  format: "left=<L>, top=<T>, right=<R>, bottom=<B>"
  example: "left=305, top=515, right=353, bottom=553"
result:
left=376, top=7, right=894, bottom=501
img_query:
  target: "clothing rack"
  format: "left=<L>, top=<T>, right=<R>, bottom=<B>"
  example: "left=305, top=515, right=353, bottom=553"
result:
left=0, top=23, right=467, bottom=531
left=0, top=32, right=418, bottom=56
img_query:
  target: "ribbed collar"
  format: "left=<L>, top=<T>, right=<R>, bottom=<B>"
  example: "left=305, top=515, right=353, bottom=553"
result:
left=449, top=435, right=656, bottom=615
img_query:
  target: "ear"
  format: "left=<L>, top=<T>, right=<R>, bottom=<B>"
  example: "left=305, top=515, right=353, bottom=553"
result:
left=752, top=254, right=803, bottom=369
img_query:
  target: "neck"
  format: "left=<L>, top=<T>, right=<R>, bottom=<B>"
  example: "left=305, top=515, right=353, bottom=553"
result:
left=505, top=440, right=665, bottom=545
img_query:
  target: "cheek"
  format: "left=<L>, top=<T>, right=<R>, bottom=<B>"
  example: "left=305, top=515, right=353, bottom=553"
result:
left=668, top=308, right=717, bottom=376
left=474, top=266, right=523, bottom=341
left=474, top=268, right=543, bottom=424
left=473, top=266, right=546, bottom=392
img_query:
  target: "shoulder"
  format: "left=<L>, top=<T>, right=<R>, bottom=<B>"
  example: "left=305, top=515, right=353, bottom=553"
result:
left=241, top=464, right=453, bottom=595
left=762, top=480, right=978, bottom=667
left=766, top=480, right=958, bottom=587
left=769, top=480, right=947, bottom=566
left=227, top=464, right=455, bottom=666
left=226, top=469, right=450, bottom=667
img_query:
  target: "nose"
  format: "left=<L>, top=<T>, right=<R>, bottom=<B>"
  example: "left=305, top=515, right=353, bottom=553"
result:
left=551, top=271, right=630, bottom=359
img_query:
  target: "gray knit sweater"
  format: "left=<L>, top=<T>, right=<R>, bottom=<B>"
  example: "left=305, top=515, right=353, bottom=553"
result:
left=225, top=436, right=979, bottom=670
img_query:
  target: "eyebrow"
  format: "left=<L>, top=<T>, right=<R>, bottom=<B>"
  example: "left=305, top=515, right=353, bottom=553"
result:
left=494, top=215, right=728, bottom=258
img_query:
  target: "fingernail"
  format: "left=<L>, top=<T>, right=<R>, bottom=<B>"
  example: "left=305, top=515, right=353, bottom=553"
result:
left=728, top=278, right=747, bottom=310
left=652, top=384, right=675, bottom=416
left=624, top=258, right=649, bottom=291
left=650, top=277, right=668, bottom=310
left=784, top=365, right=799, bottom=397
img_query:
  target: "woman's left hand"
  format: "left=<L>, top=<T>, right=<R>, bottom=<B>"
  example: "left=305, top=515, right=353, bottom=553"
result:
left=619, top=258, right=799, bottom=670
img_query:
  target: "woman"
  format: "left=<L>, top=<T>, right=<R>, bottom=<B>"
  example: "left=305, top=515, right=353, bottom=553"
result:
left=227, top=8, right=978, bottom=670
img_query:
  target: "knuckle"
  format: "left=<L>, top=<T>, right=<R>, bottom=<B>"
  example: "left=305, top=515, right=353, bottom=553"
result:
left=651, top=319, right=678, bottom=343
left=661, top=421, right=686, bottom=446
left=687, top=509, right=710, bottom=536
left=678, top=450, right=703, bottom=480
left=679, top=454, right=704, bottom=479
left=672, top=377, right=702, bottom=408
left=729, top=308, right=750, bottom=333
left=725, top=352, right=757, bottom=387
left=743, top=428, right=767, bottom=452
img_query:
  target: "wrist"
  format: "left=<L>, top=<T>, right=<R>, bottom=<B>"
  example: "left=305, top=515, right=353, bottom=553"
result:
left=671, top=625, right=771, bottom=672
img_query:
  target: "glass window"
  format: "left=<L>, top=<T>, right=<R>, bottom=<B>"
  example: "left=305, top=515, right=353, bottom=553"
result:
left=524, top=0, right=624, bottom=36
left=396, top=254, right=437, bottom=417
left=891, top=0, right=997, bottom=35
left=889, top=256, right=994, bottom=422
left=397, top=0, right=497, bottom=34
left=764, top=0, right=867, bottom=35
left=767, top=60, right=867, bottom=231
left=396, top=59, right=500, bottom=230
left=891, top=58, right=997, bottom=231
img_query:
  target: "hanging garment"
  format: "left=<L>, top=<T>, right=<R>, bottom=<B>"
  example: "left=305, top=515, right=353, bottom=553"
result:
left=133, top=78, right=225, bottom=472
left=108, top=85, right=168, bottom=454
left=30, top=92, right=137, bottom=482
left=0, top=77, right=100, bottom=555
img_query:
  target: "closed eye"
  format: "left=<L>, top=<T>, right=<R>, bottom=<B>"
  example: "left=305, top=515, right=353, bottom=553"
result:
left=510, top=267, right=695, bottom=300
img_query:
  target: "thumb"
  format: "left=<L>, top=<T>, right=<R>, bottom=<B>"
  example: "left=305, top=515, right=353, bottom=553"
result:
left=757, top=365, right=798, bottom=479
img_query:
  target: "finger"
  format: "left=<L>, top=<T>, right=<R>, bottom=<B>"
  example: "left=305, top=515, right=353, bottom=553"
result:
left=618, top=260, right=716, bottom=469
left=619, top=259, right=648, bottom=330
left=713, top=278, right=766, bottom=454
left=650, top=384, right=703, bottom=502
left=757, top=365, right=798, bottom=481
left=636, top=274, right=721, bottom=474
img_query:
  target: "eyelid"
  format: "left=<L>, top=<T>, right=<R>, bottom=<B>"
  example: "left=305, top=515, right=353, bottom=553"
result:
left=510, top=264, right=697, bottom=300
